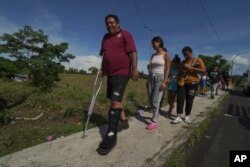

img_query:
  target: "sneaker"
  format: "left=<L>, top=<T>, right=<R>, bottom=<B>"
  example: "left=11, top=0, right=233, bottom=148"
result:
left=184, top=116, right=191, bottom=124
left=171, top=117, right=183, bottom=124
left=211, top=95, right=214, bottom=99
left=146, top=122, right=158, bottom=130
left=117, top=119, right=129, bottom=132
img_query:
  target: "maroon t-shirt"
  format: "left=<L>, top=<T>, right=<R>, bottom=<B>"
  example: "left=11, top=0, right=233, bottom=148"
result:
left=100, top=29, right=137, bottom=76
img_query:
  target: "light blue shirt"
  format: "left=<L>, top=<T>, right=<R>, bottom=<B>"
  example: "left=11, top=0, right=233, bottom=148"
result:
left=168, top=67, right=179, bottom=91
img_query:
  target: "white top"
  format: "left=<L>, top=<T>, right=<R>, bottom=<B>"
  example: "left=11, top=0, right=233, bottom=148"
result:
left=150, top=54, right=165, bottom=74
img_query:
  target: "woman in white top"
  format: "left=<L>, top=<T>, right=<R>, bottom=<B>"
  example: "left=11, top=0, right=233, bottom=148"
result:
left=146, top=36, right=170, bottom=130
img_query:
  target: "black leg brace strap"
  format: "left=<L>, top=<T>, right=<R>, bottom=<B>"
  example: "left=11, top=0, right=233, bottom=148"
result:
left=107, top=108, right=122, bottom=134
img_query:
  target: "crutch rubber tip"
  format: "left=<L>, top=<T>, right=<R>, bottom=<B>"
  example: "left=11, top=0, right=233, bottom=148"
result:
left=82, top=132, right=88, bottom=139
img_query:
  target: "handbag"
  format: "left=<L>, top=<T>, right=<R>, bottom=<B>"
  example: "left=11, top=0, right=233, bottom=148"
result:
left=178, top=75, right=185, bottom=86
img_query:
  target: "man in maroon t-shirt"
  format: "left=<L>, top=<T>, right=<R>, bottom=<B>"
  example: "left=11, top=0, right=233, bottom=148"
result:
left=97, top=14, right=139, bottom=155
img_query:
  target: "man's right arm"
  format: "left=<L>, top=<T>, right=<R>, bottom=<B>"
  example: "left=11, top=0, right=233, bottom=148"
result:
left=99, top=36, right=105, bottom=76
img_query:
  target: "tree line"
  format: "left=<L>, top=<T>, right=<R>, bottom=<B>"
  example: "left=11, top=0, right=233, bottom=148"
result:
left=0, top=25, right=232, bottom=92
left=198, top=54, right=231, bottom=73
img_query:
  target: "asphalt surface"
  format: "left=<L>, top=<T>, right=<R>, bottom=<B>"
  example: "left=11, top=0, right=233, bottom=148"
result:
left=185, top=87, right=250, bottom=167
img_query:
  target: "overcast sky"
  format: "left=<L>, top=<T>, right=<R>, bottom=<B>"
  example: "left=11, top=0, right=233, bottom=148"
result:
left=0, top=0, right=249, bottom=74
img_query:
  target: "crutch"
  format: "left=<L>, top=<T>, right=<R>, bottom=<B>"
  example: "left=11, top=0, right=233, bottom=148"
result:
left=82, top=57, right=103, bottom=138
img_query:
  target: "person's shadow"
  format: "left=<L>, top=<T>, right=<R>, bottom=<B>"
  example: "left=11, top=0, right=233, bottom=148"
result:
left=135, top=114, right=151, bottom=125
left=83, top=110, right=108, bottom=139
left=132, top=105, right=152, bottom=125
left=98, top=124, right=107, bottom=140
left=238, top=115, right=250, bottom=131
left=159, top=107, right=176, bottom=120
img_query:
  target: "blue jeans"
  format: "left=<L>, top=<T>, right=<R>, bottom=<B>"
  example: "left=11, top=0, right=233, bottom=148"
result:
left=210, top=82, right=218, bottom=96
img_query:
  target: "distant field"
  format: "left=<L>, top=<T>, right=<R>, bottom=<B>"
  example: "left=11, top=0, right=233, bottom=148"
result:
left=0, top=73, right=153, bottom=156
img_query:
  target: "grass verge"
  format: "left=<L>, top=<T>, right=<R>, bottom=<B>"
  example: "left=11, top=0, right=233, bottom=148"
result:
left=164, top=93, right=229, bottom=167
left=0, top=74, right=149, bottom=156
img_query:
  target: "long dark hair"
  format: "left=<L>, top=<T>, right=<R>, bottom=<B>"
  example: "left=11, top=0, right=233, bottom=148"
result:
left=151, top=36, right=164, bottom=48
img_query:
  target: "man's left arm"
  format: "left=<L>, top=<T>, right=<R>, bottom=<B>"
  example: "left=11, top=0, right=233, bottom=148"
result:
left=124, top=31, right=139, bottom=81
left=130, top=51, right=139, bottom=81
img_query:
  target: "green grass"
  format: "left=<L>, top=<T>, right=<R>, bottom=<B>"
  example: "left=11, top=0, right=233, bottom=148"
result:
left=0, top=74, right=149, bottom=156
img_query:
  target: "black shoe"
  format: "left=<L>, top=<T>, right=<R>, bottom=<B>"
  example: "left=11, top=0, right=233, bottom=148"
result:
left=117, top=119, right=129, bottom=132
left=215, top=93, right=218, bottom=95
left=97, top=108, right=121, bottom=155
left=211, top=95, right=214, bottom=99
left=97, top=132, right=117, bottom=155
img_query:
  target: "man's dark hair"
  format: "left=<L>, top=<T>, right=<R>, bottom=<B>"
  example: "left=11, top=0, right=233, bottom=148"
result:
left=182, top=46, right=193, bottom=53
left=152, top=36, right=164, bottom=48
left=105, top=14, right=120, bottom=23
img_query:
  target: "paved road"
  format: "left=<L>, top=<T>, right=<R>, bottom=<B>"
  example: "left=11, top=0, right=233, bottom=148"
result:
left=185, top=87, right=250, bottom=167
